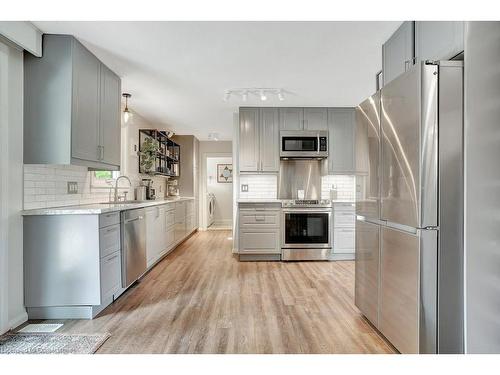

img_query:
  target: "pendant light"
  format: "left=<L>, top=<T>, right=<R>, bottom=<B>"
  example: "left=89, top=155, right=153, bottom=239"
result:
left=122, top=93, right=132, bottom=125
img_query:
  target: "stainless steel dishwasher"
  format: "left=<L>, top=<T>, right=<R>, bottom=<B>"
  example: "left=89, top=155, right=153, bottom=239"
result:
left=121, top=208, right=147, bottom=288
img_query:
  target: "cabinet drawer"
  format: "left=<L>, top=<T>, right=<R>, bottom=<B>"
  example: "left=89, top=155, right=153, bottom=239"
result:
left=239, top=210, right=280, bottom=228
left=99, top=212, right=120, bottom=228
left=100, top=250, right=121, bottom=302
left=334, top=211, right=355, bottom=227
left=99, top=223, right=121, bottom=258
left=166, top=210, right=175, bottom=228
left=239, top=230, right=280, bottom=254
left=333, top=228, right=355, bottom=253
left=166, top=227, right=175, bottom=248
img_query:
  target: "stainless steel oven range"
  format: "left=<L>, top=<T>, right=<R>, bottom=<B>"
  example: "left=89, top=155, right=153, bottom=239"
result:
left=281, top=199, right=332, bottom=260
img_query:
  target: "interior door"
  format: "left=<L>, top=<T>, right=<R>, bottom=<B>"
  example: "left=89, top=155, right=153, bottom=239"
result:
left=355, top=219, right=380, bottom=327
left=379, top=226, right=419, bottom=354
left=355, top=92, right=380, bottom=220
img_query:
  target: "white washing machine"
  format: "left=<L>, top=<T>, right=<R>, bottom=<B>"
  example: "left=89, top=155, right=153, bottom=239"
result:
left=207, top=193, right=215, bottom=227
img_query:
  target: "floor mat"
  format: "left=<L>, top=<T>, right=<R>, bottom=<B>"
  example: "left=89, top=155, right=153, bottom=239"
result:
left=0, top=332, right=110, bottom=354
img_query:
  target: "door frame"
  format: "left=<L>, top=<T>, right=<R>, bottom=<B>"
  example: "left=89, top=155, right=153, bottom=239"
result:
left=200, top=152, right=233, bottom=230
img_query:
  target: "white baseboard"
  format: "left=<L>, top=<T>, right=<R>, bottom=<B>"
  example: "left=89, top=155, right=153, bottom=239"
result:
left=8, top=310, right=28, bottom=331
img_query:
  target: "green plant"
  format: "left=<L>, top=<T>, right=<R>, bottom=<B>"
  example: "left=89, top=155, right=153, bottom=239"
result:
left=139, top=137, right=160, bottom=174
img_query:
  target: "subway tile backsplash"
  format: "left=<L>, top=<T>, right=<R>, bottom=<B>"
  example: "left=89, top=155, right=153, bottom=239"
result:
left=239, top=174, right=277, bottom=199
left=23, top=165, right=116, bottom=210
left=321, top=175, right=355, bottom=201
left=23, top=164, right=168, bottom=210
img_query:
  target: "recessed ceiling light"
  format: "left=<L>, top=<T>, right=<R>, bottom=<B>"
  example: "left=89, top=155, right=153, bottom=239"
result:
left=260, top=90, right=267, bottom=101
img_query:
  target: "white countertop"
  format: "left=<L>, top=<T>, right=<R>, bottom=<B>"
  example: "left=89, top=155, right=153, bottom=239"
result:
left=22, top=197, right=195, bottom=216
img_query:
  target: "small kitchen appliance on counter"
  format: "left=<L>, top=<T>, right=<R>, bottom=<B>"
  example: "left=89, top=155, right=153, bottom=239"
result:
left=142, top=179, right=156, bottom=200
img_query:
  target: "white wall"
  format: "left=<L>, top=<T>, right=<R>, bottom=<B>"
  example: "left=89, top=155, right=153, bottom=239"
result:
left=0, top=38, right=27, bottom=334
left=206, top=156, right=233, bottom=226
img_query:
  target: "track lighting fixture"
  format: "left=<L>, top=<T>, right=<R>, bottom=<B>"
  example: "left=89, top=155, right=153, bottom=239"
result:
left=222, top=88, right=285, bottom=102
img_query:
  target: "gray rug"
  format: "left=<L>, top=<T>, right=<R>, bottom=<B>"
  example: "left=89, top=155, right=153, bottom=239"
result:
left=0, top=332, right=110, bottom=354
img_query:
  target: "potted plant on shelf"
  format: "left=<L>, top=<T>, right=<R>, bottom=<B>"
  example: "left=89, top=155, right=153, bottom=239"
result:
left=139, top=137, right=160, bottom=175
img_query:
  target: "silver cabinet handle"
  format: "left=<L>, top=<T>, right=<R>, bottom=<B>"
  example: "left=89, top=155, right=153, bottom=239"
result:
left=101, top=146, right=104, bottom=160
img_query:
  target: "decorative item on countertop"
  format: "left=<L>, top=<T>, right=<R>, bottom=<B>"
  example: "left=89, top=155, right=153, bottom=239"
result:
left=138, top=137, right=160, bottom=175
left=217, top=164, right=233, bottom=183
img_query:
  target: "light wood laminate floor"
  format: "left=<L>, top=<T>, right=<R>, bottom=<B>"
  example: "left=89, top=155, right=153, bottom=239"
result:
left=25, top=230, right=395, bottom=354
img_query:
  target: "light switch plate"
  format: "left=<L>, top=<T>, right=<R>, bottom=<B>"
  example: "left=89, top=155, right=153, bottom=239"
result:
left=67, top=181, right=78, bottom=194
left=241, top=184, right=249, bottom=192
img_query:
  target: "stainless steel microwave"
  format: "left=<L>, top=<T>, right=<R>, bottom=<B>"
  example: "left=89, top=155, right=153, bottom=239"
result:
left=279, top=130, right=328, bottom=158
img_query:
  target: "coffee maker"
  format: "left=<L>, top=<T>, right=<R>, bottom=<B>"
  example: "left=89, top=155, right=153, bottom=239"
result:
left=141, top=179, right=156, bottom=200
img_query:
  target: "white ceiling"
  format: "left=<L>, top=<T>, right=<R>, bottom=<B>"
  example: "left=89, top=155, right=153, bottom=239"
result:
left=33, top=21, right=400, bottom=140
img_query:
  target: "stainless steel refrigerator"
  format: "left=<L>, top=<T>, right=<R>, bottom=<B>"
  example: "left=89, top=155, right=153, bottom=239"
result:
left=355, top=61, right=464, bottom=354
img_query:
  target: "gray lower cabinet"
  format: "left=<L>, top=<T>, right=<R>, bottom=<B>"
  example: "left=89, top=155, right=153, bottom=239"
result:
left=24, top=34, right=121, bottom=170
left=24, top=212, right=123, bottom=319
left=238, top=202, right=281, bottom=261
left=383, top=21, right=415, bottom=86
left=174, top=201, right=187, bottom=242
left=239, top=107, right=279, bottom=173
left=23, top=200, right=197, bottom=320
left=328, top=108, right=356, bottom=174
left=415, top=21, right=464, bottom=61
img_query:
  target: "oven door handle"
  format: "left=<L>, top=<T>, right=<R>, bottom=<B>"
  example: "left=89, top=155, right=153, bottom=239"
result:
left=282, top=209, right=332, bottom=214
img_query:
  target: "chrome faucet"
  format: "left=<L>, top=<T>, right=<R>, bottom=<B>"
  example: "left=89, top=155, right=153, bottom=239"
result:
left=114, top=175, right=132, bottom=202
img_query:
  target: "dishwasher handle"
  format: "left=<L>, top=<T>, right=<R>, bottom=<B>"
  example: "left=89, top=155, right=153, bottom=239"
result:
left=124, top=215, right=144, bottom=224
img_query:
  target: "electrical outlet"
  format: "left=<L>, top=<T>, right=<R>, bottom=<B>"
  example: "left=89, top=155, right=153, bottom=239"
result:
left=67, top=181, right=78, bottom=194
left=241, top=184, right=249, bottom=192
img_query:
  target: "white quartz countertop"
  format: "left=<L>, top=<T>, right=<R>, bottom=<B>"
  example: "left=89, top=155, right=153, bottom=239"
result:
left=22, top=197, right=195, bottom=216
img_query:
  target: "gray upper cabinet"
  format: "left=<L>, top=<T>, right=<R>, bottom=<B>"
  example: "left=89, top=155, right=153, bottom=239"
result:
left=99, top=65, right=122, bottom=166
left=383, top=21, right=415, bottom=86
left=279, top=108, right=303, bottom=130
left=328, top=108, right=356, bottom=174
left=239, top=108, right=260, bottom=172
left=303, top=108, right=328, bottom=130
left=239, top=107, right=279, bottom=173
left=415, top=21, right=464, bottom=61
left=259, top=108, right=280, bottom=172
left=71, top=41, right=101, bottom=163
left=24, top=34, right=121, bottom=170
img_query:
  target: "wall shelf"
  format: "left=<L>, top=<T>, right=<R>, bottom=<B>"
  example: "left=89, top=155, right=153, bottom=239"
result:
left=138, top=129, right=180, bottom=177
